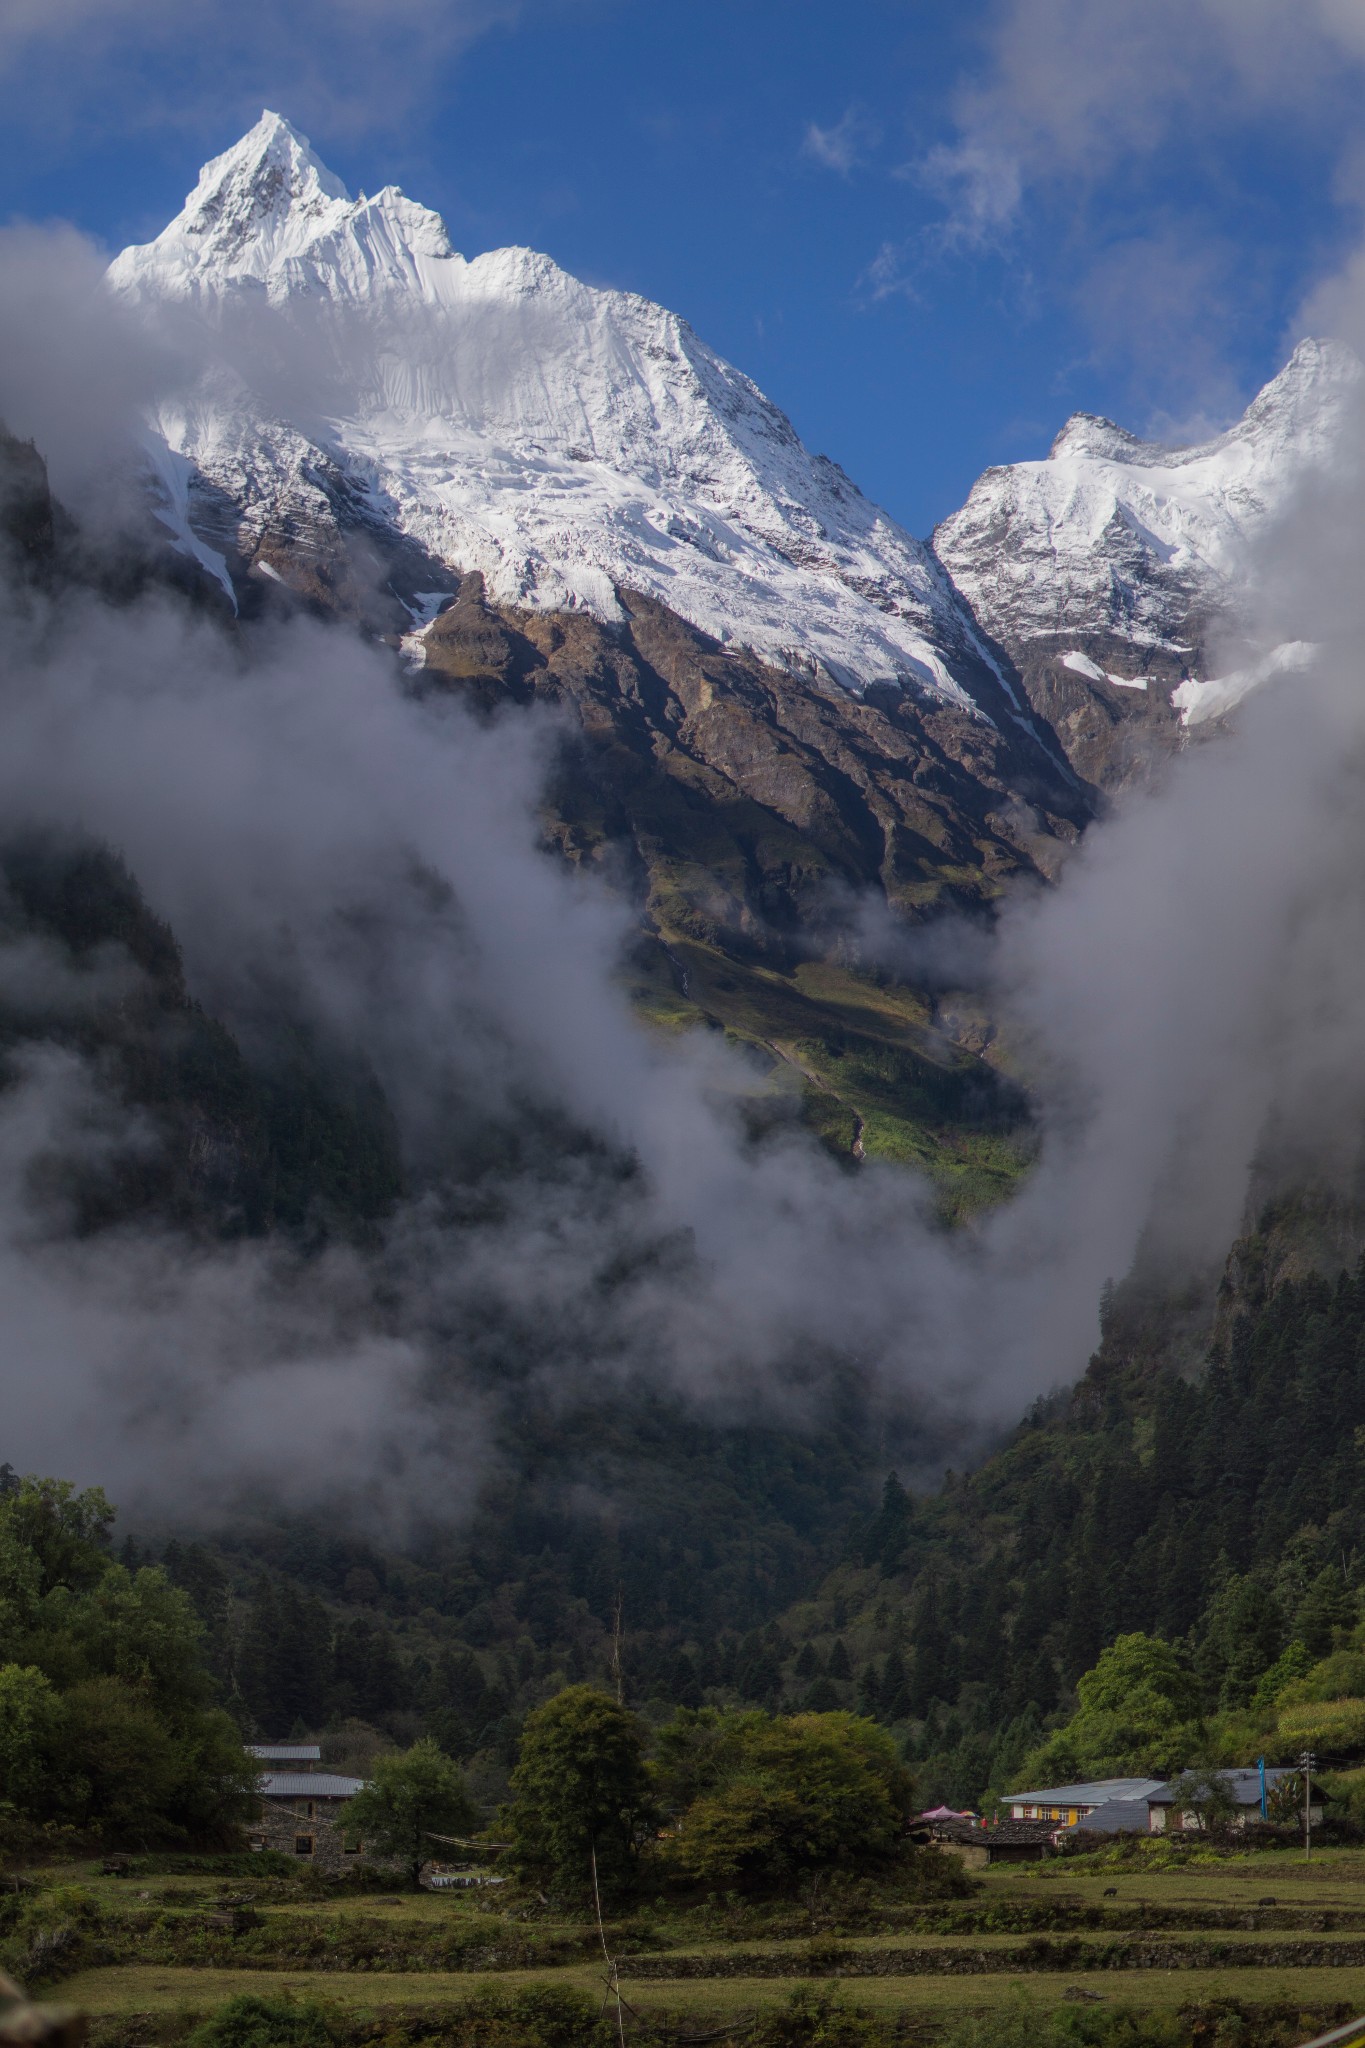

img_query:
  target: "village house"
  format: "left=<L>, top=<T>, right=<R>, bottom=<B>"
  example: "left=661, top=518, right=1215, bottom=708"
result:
left=1147, top=1768, right=1328, bottom=1831
left=1005, top=1769, right=1330, bottom=1844
left=1004, top=1777, right=1168, bottom=1826
left=248, top=1766, right=368, bottom=1870
left=1062, top=1798, right=1155, bottom=1840
left=246, top=1743, right=322, bottom=1768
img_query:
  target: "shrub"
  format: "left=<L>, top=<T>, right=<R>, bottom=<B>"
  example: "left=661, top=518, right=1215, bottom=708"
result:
left=186, top=1994, right=337, bottom=2048
left=452, top=1987, right=609, bottom=2048
left=746, top=1984, right=897, bottom=2048
left=0, top=1883, right=107, bottom=1989
left=938, top=1990, right=1186, bottom=2046
left=115, top=1853, right=297, bottom=1879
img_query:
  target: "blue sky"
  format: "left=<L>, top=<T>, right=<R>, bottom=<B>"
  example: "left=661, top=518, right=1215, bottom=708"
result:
left=0, top=0, right=1362, bottom=536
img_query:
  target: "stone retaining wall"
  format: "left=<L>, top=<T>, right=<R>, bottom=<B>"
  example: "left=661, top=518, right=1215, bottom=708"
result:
left=621, top=1938, right=1365, bottom=1980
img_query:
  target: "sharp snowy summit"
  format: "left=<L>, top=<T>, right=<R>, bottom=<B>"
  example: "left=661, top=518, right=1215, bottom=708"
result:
left=108, top=112, right=1009, bottom=714
left=106, top=113, right=1363, bottom=790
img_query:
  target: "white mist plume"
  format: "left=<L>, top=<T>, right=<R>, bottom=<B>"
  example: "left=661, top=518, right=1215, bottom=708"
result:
left=5, top=219, right=1365, bottom=1524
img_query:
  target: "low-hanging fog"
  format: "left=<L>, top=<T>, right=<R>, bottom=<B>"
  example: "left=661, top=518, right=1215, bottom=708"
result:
left=4, top=223, right=1365, bottom=1524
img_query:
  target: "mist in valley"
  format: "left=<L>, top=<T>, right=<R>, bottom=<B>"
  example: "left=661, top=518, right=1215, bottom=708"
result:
left=5, top=213, right=1365, bottom=1528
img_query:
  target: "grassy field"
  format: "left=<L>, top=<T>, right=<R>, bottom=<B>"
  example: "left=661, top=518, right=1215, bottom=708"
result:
left=24, top=1846, right=1365, bottom=2044
left=626, top=931, right=1033, bottom=1218
left=51, top=1960, right=1365, bottom=2015
left=974, top=1848, right=1365, bottom=1909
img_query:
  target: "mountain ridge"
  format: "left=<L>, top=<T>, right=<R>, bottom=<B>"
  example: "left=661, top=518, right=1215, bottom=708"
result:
left=934, top=336, right=1362, bottom=786
left=110, top=111, right=1057, bottom=745
left=109, top=114, right=1365, bottom=808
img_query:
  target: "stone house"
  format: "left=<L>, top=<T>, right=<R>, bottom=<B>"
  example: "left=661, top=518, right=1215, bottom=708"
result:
left=247, top=1770, right=369, bottom=1872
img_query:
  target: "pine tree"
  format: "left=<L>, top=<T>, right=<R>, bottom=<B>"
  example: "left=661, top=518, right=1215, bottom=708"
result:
left=1298, top=1565, right=1355, bottom=1658
left=879, top=1647, right=911, bottom=1723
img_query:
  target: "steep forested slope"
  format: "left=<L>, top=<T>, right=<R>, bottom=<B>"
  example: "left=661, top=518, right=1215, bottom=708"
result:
left=754, top=1203, right=1365, bottom=1805
left=112, top=1199, right=1365, bottom=1820
left=0, top=829, right=402, bottom=1236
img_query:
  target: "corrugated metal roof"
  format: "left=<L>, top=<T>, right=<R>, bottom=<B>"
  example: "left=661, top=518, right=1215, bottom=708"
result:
left=1149, top=1767, right=1320, bottom=1805
left=247, top=1744, right=322, bottom=1762
left=1006, top=1777, right=1167, bottom=1806
left=1067, top=1799, right=1151, bottom=1834
left=259, top=1772, right=365, bottom=1799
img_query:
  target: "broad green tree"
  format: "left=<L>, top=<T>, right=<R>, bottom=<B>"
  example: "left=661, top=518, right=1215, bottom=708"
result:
left=508, top=1686, right=654, bottom=1898
left=344, top=1738, right=477, bottom=1887
left=0, top=1664, right=58, bottom=1813
left=1018, top=1633, right=1202, bottom=1784
left=1165, top=1767, right=1238, bottom=1831
left=653, top=1705, right=766, bottom=1813
left=0, top=1473, right=255, bottom=1845
left=664, top=1709, right=913, bottom=1894
left=1, top=1479, right=113, bottom=1599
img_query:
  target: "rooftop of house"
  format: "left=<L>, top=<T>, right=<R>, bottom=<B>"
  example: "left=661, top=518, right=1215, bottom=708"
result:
left=259, top=1772, right=365, bottom=1799
left=985, top=1820, right=1066, bottom=1844
left=1066, top=1799, right=1152, bottom=1834
left=1150, top=1769, right=1327, bottom=1805
left=247, top=1744, right=322, bottom=1763
left=1005, top=1777, right=1169, bottom=1807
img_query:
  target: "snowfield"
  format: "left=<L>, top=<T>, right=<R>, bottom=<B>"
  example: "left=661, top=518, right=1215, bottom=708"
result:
left=109, top=112, right=990, bottom=710
left=108, top=112, right=1360, bottom=739
left=935, top=338, right=1361, bottom=693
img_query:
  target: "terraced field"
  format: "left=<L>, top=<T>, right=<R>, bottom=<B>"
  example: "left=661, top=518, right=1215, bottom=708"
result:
left=27, top=1849, right=1365, bottom=2048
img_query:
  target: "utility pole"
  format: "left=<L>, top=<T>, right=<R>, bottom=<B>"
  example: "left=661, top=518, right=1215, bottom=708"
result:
left=1302, top=1749, right=1317, bottom=1863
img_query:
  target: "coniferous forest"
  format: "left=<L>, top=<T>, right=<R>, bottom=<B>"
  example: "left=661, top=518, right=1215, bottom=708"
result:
left=78, top=1225, right=1365, bottom=1830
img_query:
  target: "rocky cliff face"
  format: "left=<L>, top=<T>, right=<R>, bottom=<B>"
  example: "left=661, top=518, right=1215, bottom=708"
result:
left=421, top=572, right=1082, bottom=933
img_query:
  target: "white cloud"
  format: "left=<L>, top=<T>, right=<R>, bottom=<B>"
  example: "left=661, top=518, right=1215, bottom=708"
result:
left=0, top=0, right=530, bottom=145
left=802, top=106, right=880, bottom=177
left=932, top=0, right=1365, bottom=239
left=918, top=140, right=1022, bottom=250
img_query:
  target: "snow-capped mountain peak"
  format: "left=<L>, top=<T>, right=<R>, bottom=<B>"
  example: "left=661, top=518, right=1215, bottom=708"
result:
left=1047, top=415, right=1145, bottom=463
left=926, top=335, right=1365, bottom=778
left=935, top=337, right=1362, bottom=661
left=105, top=116, right=1039, bottom=720
left=112, top=111, right=455, bottom=306
left=141, top=112, right=350, bottom=283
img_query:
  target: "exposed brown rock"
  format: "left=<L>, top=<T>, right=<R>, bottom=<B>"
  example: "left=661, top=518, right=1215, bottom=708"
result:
left=421, top=576, right=1090, bottom=961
